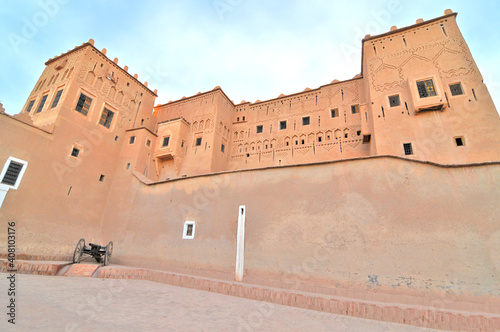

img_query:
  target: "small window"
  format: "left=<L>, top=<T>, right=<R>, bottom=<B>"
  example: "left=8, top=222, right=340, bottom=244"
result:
left=35, top=95, right=48, bottom=113
left=256, top=125, right=263, bottom=133
left=181, top=141, right=185, bottom=148
left=357, top=131, right=361, bottom=136
left=389, top=95, right=400, bottom=107
left=75, top=93, right=93, bottom=115
left=0, top=157, right=28, bottom=190
left=183, top=221, right=195, bottom=239
left=302, top=116, right=310, bottom=125
left=280, top=121, right=287, bottom=130
left=162, top=136, right=170, bottom=147
left=126, top=163, right=131, bottom=170
left=99, top=108, right=114, bottom=129
left=51, top=89, right=64, bottom=108
left=455, top=136, right=465, bottom=146
left=330, top=108, right=339, bottom=118
left=221, top=144, right=225, bottom=153
left=363, top=135, right=371, bottom=144
left=344, top=133, right=348, bottom=138
left=237, top=117, right=239, bottom=122
left=286, top=142, right=289, bottom=146
left=318, top=136, right=322, bottom=142
left=114, top=136, right=119, bottom=142
left=25, top=100, right=35, bottom=113
left=129, top=136, right=136, bottom=144
left=146, top=139, right=151, bottom=147
left=351, top=104, right=360, bottom=114
left=71, top=148, right=80, bottom=158
left=403, top=143, right=413, bottom=155
left=99, top=174, right=105, bottom=182
left=416, top=79, right=437, bottom=98
left=301, top=139, right=305, bottom=145
left=242, top=116, right=245, bottom=121
left=449, top=83, right=463, bottom=96
left=195, top=137, right=202, bottom=146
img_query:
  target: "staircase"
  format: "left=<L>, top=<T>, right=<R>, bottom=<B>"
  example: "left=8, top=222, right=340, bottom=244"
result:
left=62, top=263, right=100, bottom=277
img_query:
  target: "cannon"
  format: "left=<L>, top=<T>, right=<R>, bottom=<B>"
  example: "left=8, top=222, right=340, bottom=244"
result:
left=72, top=238, right=113, bottom=266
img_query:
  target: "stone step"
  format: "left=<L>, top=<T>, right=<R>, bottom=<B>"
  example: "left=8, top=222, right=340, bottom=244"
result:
left=63, top=263, right=100, bottom=278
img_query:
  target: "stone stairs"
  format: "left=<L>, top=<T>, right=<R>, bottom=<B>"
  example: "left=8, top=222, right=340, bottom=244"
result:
left=61, top=263, right=101, bottom=277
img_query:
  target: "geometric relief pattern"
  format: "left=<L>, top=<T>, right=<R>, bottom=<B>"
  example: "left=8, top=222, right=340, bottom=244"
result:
left=370, top=39, right=475, bottom=92
left=433, top=40, right=475, bottom=78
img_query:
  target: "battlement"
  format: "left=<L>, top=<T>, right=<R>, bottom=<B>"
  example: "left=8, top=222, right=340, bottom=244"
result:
left=45, top=39, right=157, bottom=97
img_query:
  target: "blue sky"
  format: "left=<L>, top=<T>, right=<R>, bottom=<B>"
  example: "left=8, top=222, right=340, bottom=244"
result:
left=0, top=0, right=499, bottom=115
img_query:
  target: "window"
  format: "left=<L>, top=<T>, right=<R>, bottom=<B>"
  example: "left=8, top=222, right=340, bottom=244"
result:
left=318, top=136, right=322, bottom=142
left=389, top=95, right=400, bottom=107
left=403, top=143, right=413, bottom=155
left=363, top=135, right=371, bottom=144
left=99, top=108, right=114, bottom=129
left=25, top=100, right=35, bottom=113
left=416, top=79, right=437, bottom=98
left=181, top=141, right=185, bottom=148
left=449, top=83, right=463, bottom=96
left=146, top=139, right=151, bottom=147
left=256, top=125, right=263, bottom=133
left=35, top=95, right=48, bottom=113
left=75, top=93, right=92, bottom=115
left=99, top=174, right=105, bottom=182
left=302, top=116, right=310, bottom=125
left=71, top=148, right=80, bottom=157
left=330, top=108, right=339, bottom=118
left=129, top=136, right=136, bottom=144
left=237, top=117, right=239, bottom=122
left=195, top=137, right=202, bottom=146
left=455, top=136, right=465, bottom=146
left=51, top=89, right=64, bottom=108
left=114, top=136, right=119, bottom=142
left=242, top=116, right=245, bottom=121
left=301, top=139, right=305, bottom=145
left=351, top=104, right=360, bottom=114
left=280, top=121, right=287, bottom=130
left=0, top=157, right=28, bottom=190
left=183, top=221, right=195, bottom=239
left=162, top=137, right=170, bottom=147
left=221, top=144, right=225, bottom=153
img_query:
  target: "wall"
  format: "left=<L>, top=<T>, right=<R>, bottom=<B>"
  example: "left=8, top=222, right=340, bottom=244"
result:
left=0, top=115, right=106, bottom=256
left=100, top=155, right=500, bottom=301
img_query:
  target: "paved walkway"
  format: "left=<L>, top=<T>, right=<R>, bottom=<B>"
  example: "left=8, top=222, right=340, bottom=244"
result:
left=0, top=273, right=444, bottom=331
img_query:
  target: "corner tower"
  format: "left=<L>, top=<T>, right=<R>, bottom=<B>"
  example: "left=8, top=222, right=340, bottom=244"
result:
left=362, top=9, right=500, bottom=163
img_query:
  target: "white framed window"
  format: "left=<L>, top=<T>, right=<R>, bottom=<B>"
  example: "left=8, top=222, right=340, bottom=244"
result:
left=182, top=221, right=196, bottom=239
left=0, top=157, right=28, bottom=190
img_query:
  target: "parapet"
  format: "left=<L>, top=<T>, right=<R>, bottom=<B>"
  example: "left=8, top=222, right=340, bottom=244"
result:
left=44, top=39, right=157, bottom=97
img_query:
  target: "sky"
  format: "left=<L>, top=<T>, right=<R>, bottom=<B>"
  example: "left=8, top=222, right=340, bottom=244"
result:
left=0, top=0, right=499, bottom=115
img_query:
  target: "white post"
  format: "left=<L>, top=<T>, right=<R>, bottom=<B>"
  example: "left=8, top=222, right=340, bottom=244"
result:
left=235, top=205, right=246, bottom=282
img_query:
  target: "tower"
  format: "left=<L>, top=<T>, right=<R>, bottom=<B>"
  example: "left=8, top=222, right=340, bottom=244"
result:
left=362, top=10, right=500, bottom=163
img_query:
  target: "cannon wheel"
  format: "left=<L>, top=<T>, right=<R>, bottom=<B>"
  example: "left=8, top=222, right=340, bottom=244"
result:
left=103, top=241, right=113, bottom=266
left=73, top=238, right=85, bottom=263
